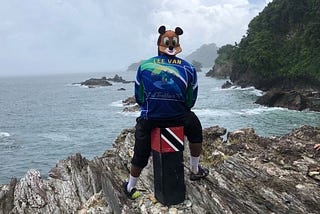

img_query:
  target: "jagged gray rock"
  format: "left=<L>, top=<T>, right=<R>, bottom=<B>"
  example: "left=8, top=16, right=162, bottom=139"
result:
left=122, top=96, right=140, bottom=112
left=1, top=125, right=319, bottom=213
left=206, top=64, right=232, bottom=79
left=255, top=89, right=320, bottom=111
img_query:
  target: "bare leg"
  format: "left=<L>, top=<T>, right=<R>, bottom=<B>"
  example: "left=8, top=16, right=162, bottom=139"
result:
left=130, top=165, right=143, bottom=177
left=189, top=143, right=202, bottom=157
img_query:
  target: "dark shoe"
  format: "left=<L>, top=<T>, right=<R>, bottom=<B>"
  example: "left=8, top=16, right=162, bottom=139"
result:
left=123, top=182, right=140, bottom=200
left=190, top=165, right=209, bottom=181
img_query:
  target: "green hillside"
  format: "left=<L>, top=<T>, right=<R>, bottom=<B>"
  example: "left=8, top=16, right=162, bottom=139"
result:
left=226, top=0, right=320, bottom=89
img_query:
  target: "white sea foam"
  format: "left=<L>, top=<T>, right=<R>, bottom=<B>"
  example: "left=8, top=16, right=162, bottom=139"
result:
left=194, top=109, right=234, bottom=117
left=241, top=87, right=264, bottom=96
left=69, top=83, right=91, bottom=89
left=69, top=83, right=81, bottom=87
left=119, top=111, right=140, bottom=117
left=210, top=85, right=238, bottom=92
left=215, top=85, right=264, bottom=96
left=236, top=107, right=274, bottom=115
left=110, top=100, right=125, bottom=107
left=194, top=106, right=285, bottom=117
left=210, top=87, right=227, bottom=92
left=0, top=132, right=10, bottom=137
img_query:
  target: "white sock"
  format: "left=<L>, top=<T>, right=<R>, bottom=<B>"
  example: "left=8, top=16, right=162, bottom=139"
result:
left=190, top=156, right=200, bottom=174
left=127, top=175, right=138, bottom=192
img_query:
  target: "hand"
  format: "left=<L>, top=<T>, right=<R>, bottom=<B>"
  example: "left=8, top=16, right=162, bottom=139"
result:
left=314, top=144, right=320, bottom=151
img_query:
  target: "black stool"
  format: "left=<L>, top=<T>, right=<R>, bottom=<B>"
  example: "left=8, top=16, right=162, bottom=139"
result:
left=151, top=126, right=185, bottom=205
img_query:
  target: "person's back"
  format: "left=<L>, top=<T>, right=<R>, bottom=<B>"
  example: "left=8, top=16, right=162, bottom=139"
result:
left=123, top=26, right=208, bottom=201
left=135, top=54, right=197, bottom=119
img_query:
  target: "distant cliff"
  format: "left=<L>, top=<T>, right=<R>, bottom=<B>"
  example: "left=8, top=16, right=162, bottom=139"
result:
left=1, top=125, right=319, bottom=213
left=185, top=43, right=218, bottom=68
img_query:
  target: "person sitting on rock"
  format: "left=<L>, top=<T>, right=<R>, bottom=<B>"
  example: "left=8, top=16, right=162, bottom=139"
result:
left=123, top=26, right=209, bottom=200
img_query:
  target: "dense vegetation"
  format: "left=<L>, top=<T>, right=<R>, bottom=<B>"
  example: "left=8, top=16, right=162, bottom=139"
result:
left=219, top=0, right=320, bottom=87
left=214, top=44, right=234, bottom=66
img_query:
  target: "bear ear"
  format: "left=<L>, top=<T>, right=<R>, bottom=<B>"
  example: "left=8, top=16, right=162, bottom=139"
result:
left=158, top=26, right=166, bottom=34
left=175, top=27, right=183, bottom=35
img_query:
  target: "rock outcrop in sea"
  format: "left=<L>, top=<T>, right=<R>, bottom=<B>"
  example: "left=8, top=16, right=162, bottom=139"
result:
left=75, top=75, right=134, bottom=88
left=1, top=125, right=319, bottom=213
left=80, top=77, right=112, bottom=88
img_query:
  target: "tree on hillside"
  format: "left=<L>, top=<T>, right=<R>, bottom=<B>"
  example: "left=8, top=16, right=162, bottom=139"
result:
left=215, top=44, right=234, bottom=66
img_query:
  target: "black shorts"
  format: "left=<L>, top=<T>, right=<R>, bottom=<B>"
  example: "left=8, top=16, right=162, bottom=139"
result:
left=131, top=111, right=203, bottom=168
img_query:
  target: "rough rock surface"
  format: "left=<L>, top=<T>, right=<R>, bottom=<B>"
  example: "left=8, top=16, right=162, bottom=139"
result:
left=122, top=96, right=140, bottom=112
left=206, top=64, right=232, bottom=79
left=221, top=81, right=234, bottom=89
left=1, top=125, right=320, bottom=213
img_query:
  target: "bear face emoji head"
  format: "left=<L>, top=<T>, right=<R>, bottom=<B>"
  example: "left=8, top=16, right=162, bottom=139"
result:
left=157, top=25, right=183, bottom=56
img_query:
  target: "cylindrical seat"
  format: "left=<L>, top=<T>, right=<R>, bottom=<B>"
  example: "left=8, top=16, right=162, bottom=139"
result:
left=151, top=126, right=185, bottom=205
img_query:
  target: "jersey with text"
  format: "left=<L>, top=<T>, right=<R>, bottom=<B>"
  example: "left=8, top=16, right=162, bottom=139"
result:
left=135, top=55, right=198, bottom=119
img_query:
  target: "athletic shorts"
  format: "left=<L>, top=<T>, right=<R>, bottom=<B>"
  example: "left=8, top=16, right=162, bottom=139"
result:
left=131, top=111, right=203, bottom=168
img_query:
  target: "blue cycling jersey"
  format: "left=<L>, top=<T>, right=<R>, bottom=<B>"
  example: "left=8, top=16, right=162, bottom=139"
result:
left=135, top=55, right=198, bottom=119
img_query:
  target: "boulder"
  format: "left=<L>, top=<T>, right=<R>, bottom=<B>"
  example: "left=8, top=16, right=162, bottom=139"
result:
left=80, top=77, right=112, bottom=87
left=221, top=80, right=233, bottom=89
left=1, top=125, right=320, bottom=213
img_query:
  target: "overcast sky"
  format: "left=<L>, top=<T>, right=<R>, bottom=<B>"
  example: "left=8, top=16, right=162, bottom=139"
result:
left=0, top=0, right=272, bottom=77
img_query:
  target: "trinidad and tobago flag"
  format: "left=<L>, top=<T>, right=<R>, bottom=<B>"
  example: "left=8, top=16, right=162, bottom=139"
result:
left=151, top=127, right=184, bottom=153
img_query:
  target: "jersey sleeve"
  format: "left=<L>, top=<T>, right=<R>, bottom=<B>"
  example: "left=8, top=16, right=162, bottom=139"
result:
left=134, top=66, right=144, bottom=106
left=186, top=64, right=198, bottom=108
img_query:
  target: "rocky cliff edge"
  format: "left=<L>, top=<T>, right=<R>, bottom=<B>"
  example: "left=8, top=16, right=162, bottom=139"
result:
left=1, top=125, right=319, bottom=214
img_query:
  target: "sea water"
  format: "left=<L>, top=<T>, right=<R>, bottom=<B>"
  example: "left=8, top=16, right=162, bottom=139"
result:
left=0, top=70, right=319, bottom=184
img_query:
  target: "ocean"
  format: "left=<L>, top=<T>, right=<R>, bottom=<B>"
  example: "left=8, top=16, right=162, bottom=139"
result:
left=1, top=69, right=319, bottom=184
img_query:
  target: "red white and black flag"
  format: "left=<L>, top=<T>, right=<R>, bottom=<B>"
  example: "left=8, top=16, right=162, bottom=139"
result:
left=151, top=127, right=184, bottom=153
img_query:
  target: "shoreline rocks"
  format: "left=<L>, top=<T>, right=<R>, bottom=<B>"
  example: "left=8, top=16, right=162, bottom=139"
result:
left=1, top=125, right=319, bottom=213
left=207, top=63, right=320, bottom=112
left=255, top=89, right=320, bottom=111
left=122, top=96, right=140, bottom=112
left=206, top=64, right=232, bottom=79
